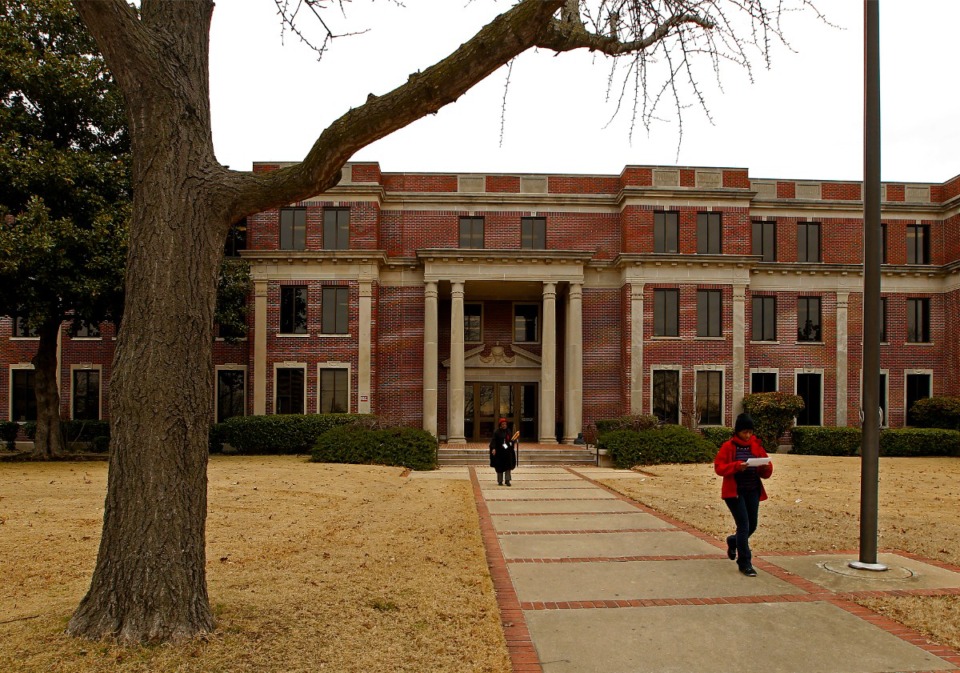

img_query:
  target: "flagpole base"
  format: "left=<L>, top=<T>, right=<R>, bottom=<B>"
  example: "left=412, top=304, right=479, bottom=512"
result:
left=849, top=561, right=888, bottom=572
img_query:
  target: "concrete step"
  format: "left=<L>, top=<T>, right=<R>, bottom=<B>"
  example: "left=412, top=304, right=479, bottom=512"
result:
left=438, top=447, right=597, bottom=467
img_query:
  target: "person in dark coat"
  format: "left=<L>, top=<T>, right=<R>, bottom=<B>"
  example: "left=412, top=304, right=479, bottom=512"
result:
left=489, top=417, right=517, bottom=486
left=714, top=413, right=773, bottom=577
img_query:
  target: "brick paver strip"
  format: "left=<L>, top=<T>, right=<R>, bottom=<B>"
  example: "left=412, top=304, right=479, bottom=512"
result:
left=469, top=467, right=543, bottom=673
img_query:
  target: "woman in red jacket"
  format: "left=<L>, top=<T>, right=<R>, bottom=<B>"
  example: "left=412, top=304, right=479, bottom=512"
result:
left=714, top=413, right=773, bottom=577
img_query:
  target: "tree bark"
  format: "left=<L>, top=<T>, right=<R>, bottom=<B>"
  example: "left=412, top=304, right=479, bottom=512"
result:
left=30, top=318, right=65, bottom=459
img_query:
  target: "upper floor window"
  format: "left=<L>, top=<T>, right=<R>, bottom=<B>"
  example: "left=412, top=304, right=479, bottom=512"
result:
left=881, top=223, right=887, bottom=264
left=322, top=286, right=349, bottom=335
left=71, top=320, right=101, bottom=338
left=696, top=213, right=722, bottom=255
left=459, top=216, right=484, bottom=249
left=751, top=296, right=776, bottom=342
left=280, top=208, right=306, bottom=250
left=12, top=316, right=37, bottom=338
left=224, top=218, right=247, bottom=257
left=906, top=298, right=930, bottom=343
left=654, top=289, right=679, bottom=337
left=521, top=217, right=546, bottom=249
left=797, top=296, right=822, bottom=342
left=880, top=297, right=887, bottom=343
left=696, top=290, right=722, bottom=337
left=513, top=304, right=539, bottom=343
left=797, top=222, right=821, bottom=262
left=323, top=208, right=350, bottom=250
left=654, top=212, right=679, bottom=253
left=280, top=286, right=308, bottom=334
left=752, top=220, right=776, bottom=262
left=906, top=224, right=929, bottom=264
left=464, top=303, right=482, bottom=343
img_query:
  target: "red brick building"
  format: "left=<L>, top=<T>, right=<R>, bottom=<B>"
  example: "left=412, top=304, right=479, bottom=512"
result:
left=4, top=162, right=959, bottom=442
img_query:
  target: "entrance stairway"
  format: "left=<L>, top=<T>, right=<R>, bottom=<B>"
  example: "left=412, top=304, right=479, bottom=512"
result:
left=438, top=442, right=597, bottom=467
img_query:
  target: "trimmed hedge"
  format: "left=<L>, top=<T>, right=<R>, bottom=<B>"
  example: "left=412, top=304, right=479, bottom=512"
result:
left=909, top=397, right=960, bottom=430
left=599, top=426, right=716, bottom=469
left=0, top=421, right=18, bottom=450
left=312, top=424, right=437, bottom=470
left=742, top=392, right=805, bottom=453
left=209, top=423, right=226, bottom=454
left=595, top=415, right=659, bottom=437
left=700, top=426, right=733, bottom=448
left=879, top=428, right=960, bottom=457
left=791, top=426, right=862, bottom=456
left=222, top=413, right=374, bottom=454
left=61, top=420, right=110, bottom=443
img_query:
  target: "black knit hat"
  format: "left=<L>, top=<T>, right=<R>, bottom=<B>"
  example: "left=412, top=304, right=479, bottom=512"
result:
left=734, top=413, right=755, bottom=433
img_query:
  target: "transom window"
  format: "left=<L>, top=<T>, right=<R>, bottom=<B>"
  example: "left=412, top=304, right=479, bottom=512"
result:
left=521, top=217, right=546, bottom=249
left=280, top=286, right=308, bottom=334
left=654, top=212, right=679, bottom=253
left=751, top=372, right=777, bottom=393
left=459, top=216, right=484, bottom=249
left=797, top=222, right=821, bottom=262
left=513, top=304, right=539, bottom=343
left=696, top=213, right=722, bottom=255
left=280, top=208, right=306, bottom=251
left=323, top=208, right=350, bottom=250
left=322, top=287, right=349, bottom=334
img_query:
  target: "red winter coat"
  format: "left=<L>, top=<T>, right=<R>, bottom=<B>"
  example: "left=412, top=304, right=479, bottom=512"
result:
left=714, top=434, right=773, bottom=500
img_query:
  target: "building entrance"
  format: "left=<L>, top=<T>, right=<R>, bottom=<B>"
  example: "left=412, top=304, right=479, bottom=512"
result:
left=464, top=382, right=537, bottom=442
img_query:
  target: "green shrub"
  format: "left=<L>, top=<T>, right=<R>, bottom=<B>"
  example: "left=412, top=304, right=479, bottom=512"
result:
left=222, top=414, right=374, bottom=454
left=208, top=424, right=226, bottom=454
left=879, top=428, right=960, bottom=457
left=312, top=424, right=437, bottom=470
left=742, top=392, right=805, bottom=453
left=909, top=397, right=960, bottom=430
left=595, top=415, right=659, bottom=438
left=791, top=426, right=862, bottom=456
left=598, top=426, right=716, bottom=469
left=91, top=436, right=110, bottom=453
left=0, top=421, right=19, bottom=450
left=61, top=420, right=110, bottom=443
left=700, top=426, right=733, bottom=448
left=23, top=421, right=37, bottom=440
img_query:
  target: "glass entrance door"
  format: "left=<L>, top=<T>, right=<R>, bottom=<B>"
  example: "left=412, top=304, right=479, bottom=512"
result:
left=465, top=382, right=537, bottom=442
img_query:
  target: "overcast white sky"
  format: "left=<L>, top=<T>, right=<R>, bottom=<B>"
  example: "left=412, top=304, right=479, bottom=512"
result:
left=209, top=1, right=959, bottom=184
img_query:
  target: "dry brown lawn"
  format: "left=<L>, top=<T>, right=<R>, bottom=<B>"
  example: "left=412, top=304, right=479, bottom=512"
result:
left=597, top=454, right=960, bottom=652
left=0, top=457, right=510, bottom=673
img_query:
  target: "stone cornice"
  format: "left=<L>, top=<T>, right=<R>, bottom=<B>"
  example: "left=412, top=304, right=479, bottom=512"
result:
left=240, top=250, right=389, bottom=265
left=416, top=249, right=593, bottom=264
left=612, top=253, right=760, bottom=268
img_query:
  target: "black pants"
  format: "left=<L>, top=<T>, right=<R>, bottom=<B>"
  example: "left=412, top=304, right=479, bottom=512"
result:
left=724, top=490, right=760, bottom=569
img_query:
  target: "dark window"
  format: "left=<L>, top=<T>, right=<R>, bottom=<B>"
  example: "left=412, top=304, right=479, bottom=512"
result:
left=696, top=371, right=723, bottom=425
left=752, top=220, right=777, bottom=261
left=654, top=212, right=679, bottom=253
left=279, top=208, right=306, bottom=250
left=797, top=297, right=822, bottom=342
left=752, top=296, right=777, bottom=342
left=225, top=218, right=247, bottom=257
left=798, top=222, right=821, bottom=262
left=697, top=212, right=722, bottom=255
left=320, top=369, right=349, bottom=413
left=906, top=224, right=929, bottom=264
left=12, top=316, right=37, bottom=337
left=280, top=286, right=308, bottom=334
left=71, top=320, right=101, bottom=338
left=459, top=216, right=484, bottom=248
left=275, top=368, right=305, bottom=415
left=906, top=298, right=930, bottom=343
left=11, top=369, right=36, bottom=422
left=751, top=372, right=777, bottom=393
left=881, top=223, right=887, bottom=265
left=322, top=286, right=349, bottom=334
left=323, top=208, right=350, bottom=250
left=513, top=304, right=539, bottom=342
left=464, top=303, right=482, bottom=343
left=696, top=290, right=722, bottom=337
left=72, top=370, right=101, bottom=420
left=654, top=289, right=679, bottom=337
left=796, top=373, right=822, bottom=426
left=521, top=217, right=546, bottom=249
left=653, top=370, right=680, bottom=424
left=216, top=370, right=245, bottom=423
left=879, top=372, right=888, bottom=427
left=905, top=373, right=931, bottom=426
left=880, top=297, right=887, bottom=343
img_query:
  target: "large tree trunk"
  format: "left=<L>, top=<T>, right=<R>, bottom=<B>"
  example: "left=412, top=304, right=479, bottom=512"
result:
left=30, top=318, right=66, bottom=459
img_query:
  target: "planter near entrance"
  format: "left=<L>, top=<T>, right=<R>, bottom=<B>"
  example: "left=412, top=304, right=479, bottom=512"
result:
left=597, top=447, right=614, bottom=468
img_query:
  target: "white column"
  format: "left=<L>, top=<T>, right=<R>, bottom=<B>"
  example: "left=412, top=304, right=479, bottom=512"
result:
left=357, top=280, right=372, bottom=413
left=253, top=279, right=268, bottom=415
left=448, top=281, right=466, bottom=444
left=423, top=281, right=439, bottom=436
left=732, top=283, right=747, bottom=416
left=630, top=284, right=644, bottom=414
left=563, top=282, right=583, bottom=443
left=836, top=291, right=849, bottom=426
left=539, top=282, right=558, bottom=444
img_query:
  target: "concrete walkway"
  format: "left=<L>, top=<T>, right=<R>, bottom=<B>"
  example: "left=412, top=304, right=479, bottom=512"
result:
left=460, top=466, right=960, bottom=673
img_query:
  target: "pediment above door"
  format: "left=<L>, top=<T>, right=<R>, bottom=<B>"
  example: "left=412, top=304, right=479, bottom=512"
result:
left=443, top=344, right=541, bottom=369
